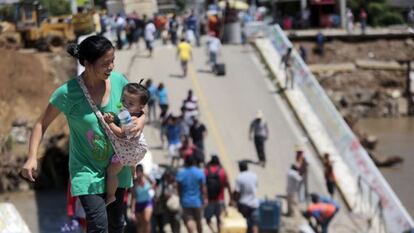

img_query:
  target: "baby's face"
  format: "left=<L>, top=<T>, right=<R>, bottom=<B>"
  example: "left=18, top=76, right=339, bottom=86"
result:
left=122, top=91, right=143, bottom=114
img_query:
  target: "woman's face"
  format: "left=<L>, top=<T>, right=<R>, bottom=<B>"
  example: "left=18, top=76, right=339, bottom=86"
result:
left=88, top=48, right=115, bottom=80
left=136, top=169, right=144, bottom=179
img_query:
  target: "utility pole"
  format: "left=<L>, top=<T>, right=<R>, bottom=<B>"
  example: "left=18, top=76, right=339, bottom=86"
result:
left=405, top=61, right=413, bottom=115
left=70, top=0, right=78, bottom=14
left=339, top=0, right=346, bottom=29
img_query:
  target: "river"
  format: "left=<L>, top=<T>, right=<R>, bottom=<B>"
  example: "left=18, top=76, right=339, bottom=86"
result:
left=357, top=117, right=414, bottom=218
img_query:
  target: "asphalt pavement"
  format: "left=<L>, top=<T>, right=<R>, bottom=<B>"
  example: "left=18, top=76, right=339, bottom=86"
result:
left=115, top=39, right=362, bottom=233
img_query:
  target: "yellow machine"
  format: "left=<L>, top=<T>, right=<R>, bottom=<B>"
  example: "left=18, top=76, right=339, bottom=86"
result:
left=72, top=11, right=95, bottom=37
left=0, top=21, right=22, bottom=50
left=14, top=2, right=76, bottom=51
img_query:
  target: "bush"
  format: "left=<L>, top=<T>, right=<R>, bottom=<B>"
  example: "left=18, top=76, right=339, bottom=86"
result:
left=377, top=11, right=405, bottom=25
left=0, top=5, right=17, bottom=22
left=40, top=0, right=71, bottom=16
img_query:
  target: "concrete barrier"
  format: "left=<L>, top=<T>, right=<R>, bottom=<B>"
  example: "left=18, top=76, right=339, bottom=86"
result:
left=0, top=203, right=31, bottom=233
left=254, top=25, right=414, bottom=233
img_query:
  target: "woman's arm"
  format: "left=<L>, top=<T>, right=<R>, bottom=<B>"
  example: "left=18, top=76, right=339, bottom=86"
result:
left=21, top=104, right=61, bottom=182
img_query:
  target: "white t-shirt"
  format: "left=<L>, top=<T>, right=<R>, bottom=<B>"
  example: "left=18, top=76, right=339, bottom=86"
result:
left=145, top=22, right=156, bottom=41
left=234, top=171, right=259, bottom=208
left=116, top=17, right=126, bottom=29
left=207, top=36, right=221, bottom=53
left=286, top=169, right=302, bottom=195
left=183, top=97, right=198, bottom=121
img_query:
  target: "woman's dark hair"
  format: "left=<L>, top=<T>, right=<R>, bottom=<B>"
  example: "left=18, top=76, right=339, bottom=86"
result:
left=158, top=83, right=164, bottom=90
left=209, top=155, right=220, bottom=166
left=67, top=35, right=114, bottom=66
left=123, top=82, right=150, bottom=105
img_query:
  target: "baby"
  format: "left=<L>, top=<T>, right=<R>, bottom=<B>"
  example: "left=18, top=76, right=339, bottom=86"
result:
left=103, top=82, right=149, bottom=205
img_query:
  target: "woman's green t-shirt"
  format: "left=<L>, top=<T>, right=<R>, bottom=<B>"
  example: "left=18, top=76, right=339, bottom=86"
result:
left=49, top=71, right=132, bottom=196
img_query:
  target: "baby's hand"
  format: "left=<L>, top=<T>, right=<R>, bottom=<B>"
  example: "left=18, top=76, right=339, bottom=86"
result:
left=103, top=113, right=115, bottom=123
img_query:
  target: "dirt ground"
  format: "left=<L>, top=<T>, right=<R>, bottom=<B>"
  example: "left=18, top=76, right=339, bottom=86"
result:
left=293, top=39, right=414, bottom=118
left=0, top=48, right=75, bottom=135
left=296, top=39, right=414, bottom=64
left=0, top=48, right=75, bottom=192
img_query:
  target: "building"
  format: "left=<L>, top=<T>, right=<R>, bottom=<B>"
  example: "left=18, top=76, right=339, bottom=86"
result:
left=273, top=0, right=339, bottom=28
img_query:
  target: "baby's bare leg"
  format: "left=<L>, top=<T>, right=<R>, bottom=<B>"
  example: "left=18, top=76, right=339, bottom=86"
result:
left=106, top=162, right=124, bottom=205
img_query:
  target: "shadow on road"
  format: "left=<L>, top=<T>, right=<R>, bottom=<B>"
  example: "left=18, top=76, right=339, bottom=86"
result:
left=197, top=69, right=213, bottom=74
left=169, top=74, right=184, bottom=79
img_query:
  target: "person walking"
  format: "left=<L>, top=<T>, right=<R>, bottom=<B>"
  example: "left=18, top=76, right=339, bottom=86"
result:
left=115, top=14, right=126, bottom=50
left=206, top=32, right=221, bottom=69
left=232, top=161, right=259, bottom=233
left=156, top=169, right=181, bottom=233
left=323, top=153, right=336, bottom=198
left=144, top=19, right=156, bottom=57
left=166, top=115, right=182, bottom=158
left=315, top=32, right=325, bottom=56
left=182, top=89, right=199, bottom=124
left=176, top=156, right=207, bottom=233
left=280, top=47, right=295, bottom=90
left=249, top=110, right=269, bottom=167
left=130, top=164, right=155, bottom=233
left=177, top=38, right=193, bottom=77
left=185, top=10, right=200, bottom=46
left=157, top=83, right=169, bottom=120
left=190, top=117, right=207, bottom=152
left=204, top=155, right=232, bottom=233
left=126, top=16, right=137, bottom=49
left=145, top=79, right=157, bottom=123
left=346, top=8, right=354, bottom=34
left=21, top=35, right=145, bottom=233
left=295, top=146, right=308, bottom=202
left=285, top=164, right=302, bottom=217
left=359, top=9, right=367, bottom=34
left=169, top=13, right=179, bottom=45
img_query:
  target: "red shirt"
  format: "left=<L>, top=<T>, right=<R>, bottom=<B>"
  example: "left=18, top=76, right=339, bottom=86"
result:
left=204, top=165, right=228, bottom=201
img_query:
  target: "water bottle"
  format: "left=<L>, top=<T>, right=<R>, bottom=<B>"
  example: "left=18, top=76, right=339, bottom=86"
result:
left=117, top=104, right=135, bottom=139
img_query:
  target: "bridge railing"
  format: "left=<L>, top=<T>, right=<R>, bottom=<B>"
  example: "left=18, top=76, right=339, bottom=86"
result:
left=266, top=24, right=413, bottom=233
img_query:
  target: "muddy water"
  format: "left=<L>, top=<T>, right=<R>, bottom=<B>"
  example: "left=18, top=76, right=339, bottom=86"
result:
left=357, top=117, right=414, bottom=218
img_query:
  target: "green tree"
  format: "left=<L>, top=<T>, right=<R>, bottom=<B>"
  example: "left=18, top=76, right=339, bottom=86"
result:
left=39, top=0, right=71, bottom=16
left=347, top=0, right=404, bottom=26
left=0, top=4, right=17, bottom=22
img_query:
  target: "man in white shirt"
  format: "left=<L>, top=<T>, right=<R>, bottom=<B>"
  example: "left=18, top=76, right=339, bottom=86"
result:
left=286, top=164, right=302, bottom=217
left=206, top=32, right=221, bottom=68
left=182, top=89, right=199, bottom=124
left=144, top=20, right=156, bottom=57
left=233, top=161, right=259, bottom=233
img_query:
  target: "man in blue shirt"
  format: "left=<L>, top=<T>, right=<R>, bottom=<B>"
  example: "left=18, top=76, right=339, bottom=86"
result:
left=185, top=10, right=200, bottom=46
left=176, top=156, right=207, bottom=233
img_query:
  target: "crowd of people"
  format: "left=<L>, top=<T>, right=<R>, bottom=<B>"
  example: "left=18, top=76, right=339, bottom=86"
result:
left=93, top=10, right=222, bottom=55
left=18, top=6, right=343, bottom=233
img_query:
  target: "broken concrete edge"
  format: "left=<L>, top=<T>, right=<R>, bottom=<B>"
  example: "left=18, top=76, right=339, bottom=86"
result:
left=0, top=202, right=31, bottom=233
left=252, top=38, right=357, bottom=211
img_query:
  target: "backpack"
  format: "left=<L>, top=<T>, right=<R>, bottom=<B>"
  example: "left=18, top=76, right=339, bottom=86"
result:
left=206, top=167, right=222, bottom=200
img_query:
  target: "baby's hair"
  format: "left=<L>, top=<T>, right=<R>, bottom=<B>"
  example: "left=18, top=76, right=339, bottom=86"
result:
left=123, top=80, right=150, bottom=105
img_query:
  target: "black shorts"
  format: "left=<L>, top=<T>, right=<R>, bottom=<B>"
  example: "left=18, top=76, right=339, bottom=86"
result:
left=145, top=40, right=153, bottom=50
